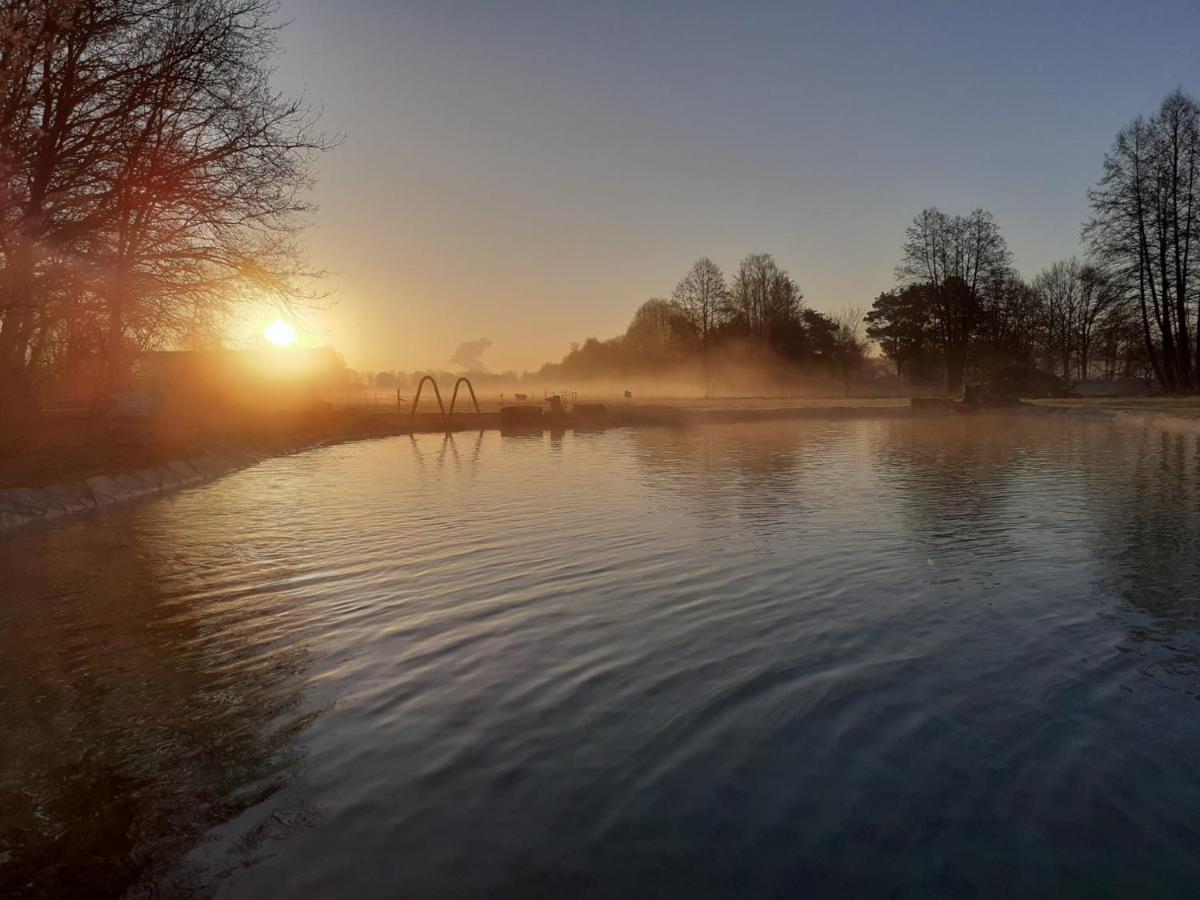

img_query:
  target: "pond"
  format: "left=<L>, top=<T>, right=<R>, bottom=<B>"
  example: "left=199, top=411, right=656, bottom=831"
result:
left=2, top=416, right=1199, bottom=897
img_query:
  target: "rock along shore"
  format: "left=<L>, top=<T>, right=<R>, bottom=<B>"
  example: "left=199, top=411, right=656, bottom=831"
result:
left=0, top=450, right=266, bottom=531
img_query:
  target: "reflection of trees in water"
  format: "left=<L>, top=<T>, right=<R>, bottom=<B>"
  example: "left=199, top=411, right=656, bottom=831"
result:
left=1080, top=427, right=1200, bottom=642
left=623, top=422, right=839, bottom=533
left=865, top=415, right=1035, bottom=571
left=0, top=516, right=320, bottom=897
left=875, top=415, right=1200, bottom=646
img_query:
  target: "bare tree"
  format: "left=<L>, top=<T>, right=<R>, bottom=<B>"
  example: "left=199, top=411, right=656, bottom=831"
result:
left=974, top=272, right=1043, bottom=374
left=97, top=0, right=330, bottom=391
left=0, top=0, right=331, bottom=414
left=0, top=1, right=147, bottom=409
left=623, top=298, right=690, bottom=360
left=672, top=257, right=727, bottom=396
left=1033, top=258, right=1084, bottom=381
left=830, top=306, right=869, bottom=396
left=897, top=207, right=1011, bottom=394
left=1076, top=263, right=1120, bottom=381
left=726, top=252, right=803, bottom=345
left=1086, top=89, right=1200, bottom=392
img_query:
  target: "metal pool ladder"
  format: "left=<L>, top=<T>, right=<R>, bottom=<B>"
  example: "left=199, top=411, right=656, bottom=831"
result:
left=409, top=375, right=480, bottom=431
left=410, top=375, right=447, bottom=431
left=448, top=377, right=480, bottom=420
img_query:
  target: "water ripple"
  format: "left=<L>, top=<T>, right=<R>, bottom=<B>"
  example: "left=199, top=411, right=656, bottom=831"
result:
left=3, top=418, right=1200, bottom=897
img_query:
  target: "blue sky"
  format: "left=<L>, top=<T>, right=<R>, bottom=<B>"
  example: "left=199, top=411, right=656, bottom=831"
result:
left=274, top=0, right=1200, bottom=372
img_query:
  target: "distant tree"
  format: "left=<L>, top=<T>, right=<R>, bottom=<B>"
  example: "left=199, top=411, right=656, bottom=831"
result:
left=828, top=307, right=870, bottom=395
left=1092, top=301, right=1149, bottom=381
left=624, top=298, right=691, bottom=360
left=897, top=207, right=1011, bottom=393
left=672, top=258, right=727, bottom=346
left=1076, top=264, right=1119, bottom=381
left=1033, top=259, right=1085, bottom=381
left=1029, top=260, right=1120, bottom=382
left=788, top=308, right=835, bottom=359
left=865, top=284, right=941, bottom=383
left=533, top=252, right=869, bottom=392
left=726, top=253, right=803, bottom=346
left=672, top=257, right=727, bottom=396
left=975, top=273, right=1042, bottom=375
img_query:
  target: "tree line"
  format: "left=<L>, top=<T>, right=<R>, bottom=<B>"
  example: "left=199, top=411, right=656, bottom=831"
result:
left=535, top=252, right=869, bottom=394
left=869, top=88, right=1199, bottom=395
left=0, top=0, right=329, bottom=418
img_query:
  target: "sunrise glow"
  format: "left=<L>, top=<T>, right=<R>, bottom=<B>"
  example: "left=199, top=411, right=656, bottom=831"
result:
left=264, top=319, right=296, bottom=348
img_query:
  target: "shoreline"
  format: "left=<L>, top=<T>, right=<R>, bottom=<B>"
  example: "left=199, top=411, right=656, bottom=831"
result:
left=1021, top=399, right=1200, bottom=434
left=3, top=398, right=1198, bottom=532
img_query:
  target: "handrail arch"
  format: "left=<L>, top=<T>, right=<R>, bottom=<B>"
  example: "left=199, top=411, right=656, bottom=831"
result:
left=409, top=375, right=447, bottom=430
left=448, top=377, right=480, bottom=419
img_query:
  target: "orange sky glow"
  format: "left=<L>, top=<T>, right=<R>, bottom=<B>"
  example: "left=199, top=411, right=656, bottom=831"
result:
left=268, top=0, right=1200, bottom=376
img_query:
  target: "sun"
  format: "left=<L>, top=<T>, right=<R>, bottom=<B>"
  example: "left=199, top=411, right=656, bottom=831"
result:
left=264, top=319, right=296, bottom=347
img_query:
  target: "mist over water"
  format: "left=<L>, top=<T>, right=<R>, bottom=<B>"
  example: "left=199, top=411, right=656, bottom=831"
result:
left=3, top=417, right=1200, bottom=897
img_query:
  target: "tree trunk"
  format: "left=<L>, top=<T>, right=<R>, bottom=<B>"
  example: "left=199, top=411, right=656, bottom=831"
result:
left=0, top=243, right=38, bottom=419
left=104, top=260, right=131, bottom=399
left=1138, top=277, right=1166, bottom=392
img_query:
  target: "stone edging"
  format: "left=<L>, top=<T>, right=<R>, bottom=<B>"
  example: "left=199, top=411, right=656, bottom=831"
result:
left=0, top=451, right=263, bottom=532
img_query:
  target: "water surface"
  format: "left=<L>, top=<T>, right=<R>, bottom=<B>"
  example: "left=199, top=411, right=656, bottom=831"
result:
left=2, top=416, right=1200, bottom=897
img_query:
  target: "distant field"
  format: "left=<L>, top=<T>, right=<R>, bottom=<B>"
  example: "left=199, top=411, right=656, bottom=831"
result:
left=388, top=393, right=915, bottom=414
left=338, top=389, right=1200, bottom=423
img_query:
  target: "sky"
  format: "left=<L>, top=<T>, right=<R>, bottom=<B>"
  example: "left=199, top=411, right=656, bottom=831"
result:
left=270, top=0, right=1200, bottom=374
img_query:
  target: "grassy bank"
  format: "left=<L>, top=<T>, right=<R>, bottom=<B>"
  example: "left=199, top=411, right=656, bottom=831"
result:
left=0, top=408, right=432, bottom=490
